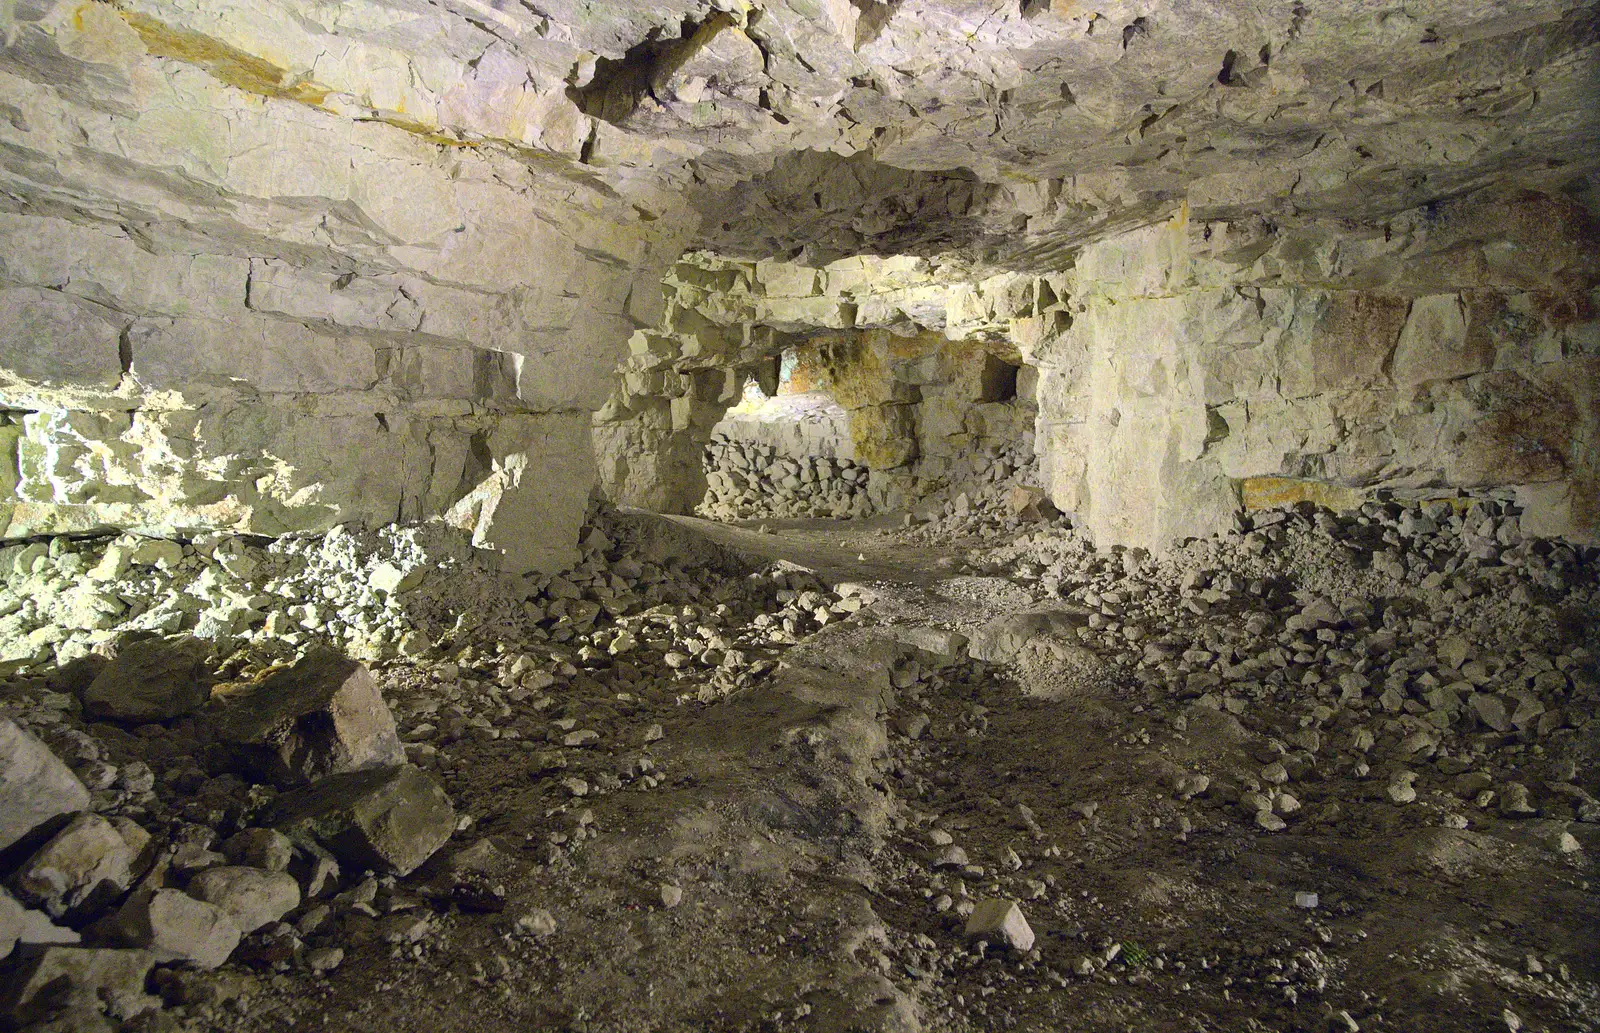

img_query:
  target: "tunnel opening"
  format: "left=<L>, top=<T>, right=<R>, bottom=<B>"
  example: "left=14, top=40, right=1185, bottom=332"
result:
left=978, top=353, right=1021, bottom=403
left=699, top=345, right=868, bottom=522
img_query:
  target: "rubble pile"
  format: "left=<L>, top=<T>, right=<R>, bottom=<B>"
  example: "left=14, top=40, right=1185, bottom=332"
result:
left=0, top=507, right=857, bottom=1031
left=0, top=645, right=456, bottom=1031
left=698, top=434, right=872, bottom=521
left=0, top=491, right=1594, bottom=1032
left=944, top=493, right=1599, bottom=836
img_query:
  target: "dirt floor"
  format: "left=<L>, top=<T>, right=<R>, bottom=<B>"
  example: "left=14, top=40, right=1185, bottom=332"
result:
left=4, top=505, right=1596, bottom=1033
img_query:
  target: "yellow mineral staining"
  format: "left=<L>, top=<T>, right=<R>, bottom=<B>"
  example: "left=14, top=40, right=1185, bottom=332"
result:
left=121, top=13, right=331, bottom=107
left=358, top=115, right=481, bottom=149
left=1238, top=477, right=1364, bottom=512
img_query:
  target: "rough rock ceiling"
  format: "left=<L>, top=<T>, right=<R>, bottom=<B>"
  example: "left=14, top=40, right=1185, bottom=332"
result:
left=569, top=0, right=1600, bottom=266
left=9, top=0, right=1587, bottom=273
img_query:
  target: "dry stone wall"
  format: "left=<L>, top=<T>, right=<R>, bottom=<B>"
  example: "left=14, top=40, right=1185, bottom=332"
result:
left=594, top=255, right=1047, bottom=518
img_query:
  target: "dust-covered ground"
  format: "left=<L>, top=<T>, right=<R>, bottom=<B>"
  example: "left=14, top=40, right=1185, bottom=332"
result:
left=1, top=498, right=1596, bottom=1033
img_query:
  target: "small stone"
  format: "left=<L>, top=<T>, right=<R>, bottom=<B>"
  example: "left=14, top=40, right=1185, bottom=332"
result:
left=222, top=828, right=295, bottom=872
left=305, top=946, right=344, bottom=973
left=1437, top=636, right=1471, bottom=670
left=897, top=712, right=931, bottom=740
left=1174, top=773, right=1210, bottom=800
left=289, top=842, right=340, bottom=899
left=185, top=867, right=300, bottom=934
left=1386, top=782, right=1417, bottom=805
left=1469, top=693, right=1513, bottom=733
left=1497, top=782, right=1537, bottom=818
left=964, top=899, right=1035, bottom=952
left=513, top=908, right=557, bottom=938
left=1294, top=891, right=1319, bottom=909
left=1256, top=810, right=1287, bottom=832
left=659, top=884, right=683, bottom=909
left=380, top=913, right=433, bottom=944
left=933, top=844, right=969, bottom=868
left=369, top=562, right=424, bottom=597
left=1548, top=829, right=1581, bottom=854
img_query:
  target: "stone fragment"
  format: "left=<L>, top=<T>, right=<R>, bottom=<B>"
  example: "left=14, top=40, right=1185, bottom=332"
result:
left=1256, top=810, right=1288, bottom=831
left=0, top=718, right=91, bottom=851
left=113, top=889, right=240, bottom=970
left=10, top=813, right=135, bottom=919
left=1498, top=782, right=1537, bottom=818
left=1469, top=693, right=1513, bottom=732
left=879, top=625, right=969, bottom=662
left=222, top=828, right=295, bottom=872
left=659, top=884, right=683, bottom=909
left=2, top=888, right=78, bottom=961
left=0, top=947, right=158, bottom=1025
left=81, top=637, right=213, bottom=723
left=513, top=908, right=557, bottom=937
left=305, top=946, right=344, bottom=973
left=202, top=648, right=405, bottom=785
left=185, top=867, right=300, bottom=935
left=1006, top=485, right=1058, bottom=522
left=1437, top=635, right=1472, bottom=670
left=290, top=840, right=341, bottom=900
left=129, top=540, right=184, bottom=569
left=964, top=899, right=1035, bottom=951
left=270, top=765, right=455, bottom=876
left=369, top=562, right=424, bottom=597
left=967, top=611, right=1082, bottom=663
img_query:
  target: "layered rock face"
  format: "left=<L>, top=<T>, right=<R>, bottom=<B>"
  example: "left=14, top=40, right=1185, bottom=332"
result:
left=1030, top=191, right=1600, bottom=548
left=0, top=0, right=691, bottom=572
left=597, top=191, right=1600, bottom=546
left=2, top=0, right=1598, bottom=562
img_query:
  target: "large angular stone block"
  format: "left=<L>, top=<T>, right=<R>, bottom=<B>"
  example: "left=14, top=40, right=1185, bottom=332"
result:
left=81, top=637, right=214, bottom=723
left=270, top=765, right=455, bottom=876
left=0, top=947, right=157, bottom=1026
left=9, top=814, right=135, bottom=920
left=112, top=889, right=240, bottom=971
left=201, top=649, right=405, bottom=786
left=0, top=718, right=91, bottom=852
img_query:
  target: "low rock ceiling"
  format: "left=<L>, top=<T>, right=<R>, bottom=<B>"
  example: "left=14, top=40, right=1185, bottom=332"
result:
left=437, top=0, right=1599, bottom=265
left=10, top=0, right=1591, bottom=273
left=654, top=0, right=1600, bottom=266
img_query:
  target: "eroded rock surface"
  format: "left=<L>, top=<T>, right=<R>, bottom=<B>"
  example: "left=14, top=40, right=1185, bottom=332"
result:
left=0, top=4, right=1598, bottom=1029
left=0, top=0, right=1595, bottom=566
